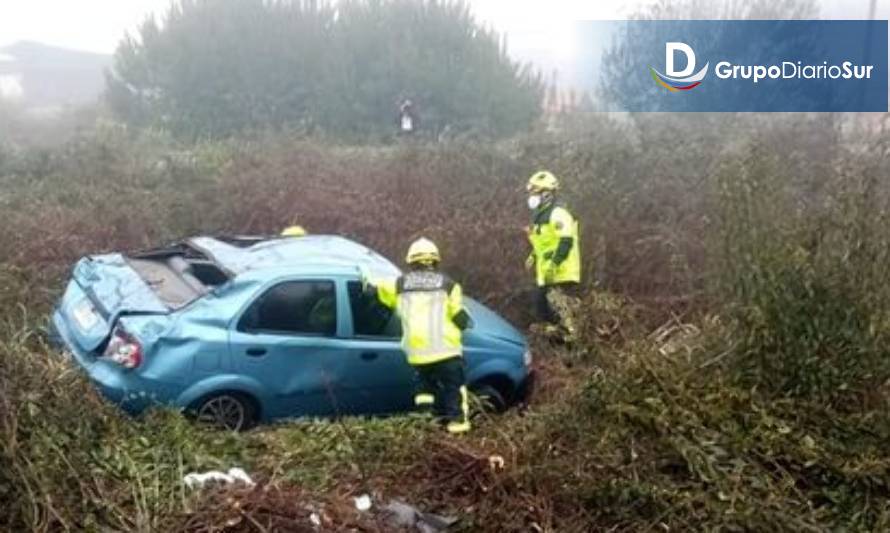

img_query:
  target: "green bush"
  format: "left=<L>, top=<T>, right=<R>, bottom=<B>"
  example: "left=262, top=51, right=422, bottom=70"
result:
left=713, top=144, right=890, bottom=403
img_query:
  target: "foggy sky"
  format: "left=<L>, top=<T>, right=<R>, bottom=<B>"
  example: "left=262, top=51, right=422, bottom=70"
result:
left=0, top=0, right=885, bottom=56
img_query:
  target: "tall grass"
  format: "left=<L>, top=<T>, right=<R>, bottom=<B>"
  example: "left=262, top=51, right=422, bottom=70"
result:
left=713, top=141, right=890, bottom=404
left=2, top=114, right=890, bottom=530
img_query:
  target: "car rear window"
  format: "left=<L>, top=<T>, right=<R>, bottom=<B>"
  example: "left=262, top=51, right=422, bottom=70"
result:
left=126, top=243, right=232, bottom=309
left=125, top=258, right=207, bottom=309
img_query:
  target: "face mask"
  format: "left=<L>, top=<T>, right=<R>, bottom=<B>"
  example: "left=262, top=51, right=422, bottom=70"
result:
left=527, top=194, right=542, bottom=210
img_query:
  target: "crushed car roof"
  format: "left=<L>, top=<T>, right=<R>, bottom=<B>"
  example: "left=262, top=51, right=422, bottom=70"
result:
left=187, top=235, right=400, bottom=277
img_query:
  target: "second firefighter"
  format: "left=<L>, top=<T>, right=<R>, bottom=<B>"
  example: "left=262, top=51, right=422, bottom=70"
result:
left=362, top=238, right=472, bottom=434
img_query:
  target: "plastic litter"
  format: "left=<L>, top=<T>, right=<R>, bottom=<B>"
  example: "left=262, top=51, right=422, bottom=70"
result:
left=182, top=467, right=255, bottom=489
left=488, top=454, right=505, bottom=471
left=382, top=499, right=458, bottom=532
left=354, top=493, right=372, bottom=511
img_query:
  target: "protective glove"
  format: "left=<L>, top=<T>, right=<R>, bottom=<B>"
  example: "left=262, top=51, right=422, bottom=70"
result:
left=359, top=265, right=373, bottom=290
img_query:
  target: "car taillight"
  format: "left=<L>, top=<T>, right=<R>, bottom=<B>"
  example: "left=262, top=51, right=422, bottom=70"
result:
left=104, top=327, right=143, bottom=369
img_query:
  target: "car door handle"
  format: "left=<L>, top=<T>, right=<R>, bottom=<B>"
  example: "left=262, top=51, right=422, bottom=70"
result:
left=246, top=347, right=267, bottom=357
left=360, top=351, right=378, bottom=361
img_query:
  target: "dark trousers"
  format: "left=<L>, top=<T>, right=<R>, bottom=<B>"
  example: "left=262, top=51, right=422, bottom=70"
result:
left=415, top=357, right=467, bottom=423
left=535, top=282, right=580, bottom=325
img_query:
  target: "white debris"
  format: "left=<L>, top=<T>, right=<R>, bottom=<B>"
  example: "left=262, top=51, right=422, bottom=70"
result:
left=309, top=513, right=321, bottom=527
left=354, top=494, right=372, bottom=511
left=227, top=467, right=254, bottom=485
left=183, top=467, right=256, bottom=489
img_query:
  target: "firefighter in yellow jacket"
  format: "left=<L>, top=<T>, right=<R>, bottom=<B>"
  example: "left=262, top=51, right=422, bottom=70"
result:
left=362, top=238, right=472, bottom=434
left=525, top=170, right=581, bottom=343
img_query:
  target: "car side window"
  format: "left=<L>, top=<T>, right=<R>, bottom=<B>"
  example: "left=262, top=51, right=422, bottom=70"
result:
left=347, top=281, right=401, bottom=338
left=239, top=280, right=337, bottom=336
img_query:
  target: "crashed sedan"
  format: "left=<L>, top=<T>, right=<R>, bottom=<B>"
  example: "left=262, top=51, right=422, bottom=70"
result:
left=49, top=235, right=532, bottom=430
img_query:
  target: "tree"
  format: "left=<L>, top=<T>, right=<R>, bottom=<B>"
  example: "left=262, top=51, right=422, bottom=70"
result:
left=108, top=0, right=333, bottom=139
left=321, top=0, right=542, bottom=140
left=107, top=0, right=543, bottom=141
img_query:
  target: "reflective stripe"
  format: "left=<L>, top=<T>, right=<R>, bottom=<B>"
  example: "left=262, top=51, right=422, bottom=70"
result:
left=409, top=351, right=461, bottom=366
left=429, top=291, right=446, bottom=352
left=414, top=393, right=435, bottom=406
left=446, top=386, right=470, bottom=434
left=400, top=292, right=412, bottom=343
left=447, top=421, right=471, bottom=434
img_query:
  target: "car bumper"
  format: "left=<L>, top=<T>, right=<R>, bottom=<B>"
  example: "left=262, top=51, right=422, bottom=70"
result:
left=48, top=311, right=162, bottom=415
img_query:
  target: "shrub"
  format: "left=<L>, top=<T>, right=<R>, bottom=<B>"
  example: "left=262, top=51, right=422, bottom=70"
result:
left=713, top=143, right=890, bottom=403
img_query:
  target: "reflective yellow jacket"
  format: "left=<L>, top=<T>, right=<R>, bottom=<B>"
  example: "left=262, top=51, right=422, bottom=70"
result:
left=528, top=204, right=581, bottom=286
left=370, top=270, right=466, bottom=366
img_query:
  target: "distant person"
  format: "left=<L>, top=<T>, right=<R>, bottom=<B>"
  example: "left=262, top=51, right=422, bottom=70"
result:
left=397, top=98, right=418, bottom=135
left=524, top=171, right=582, bottom=344
left=362, top=238, right=471, bottom=434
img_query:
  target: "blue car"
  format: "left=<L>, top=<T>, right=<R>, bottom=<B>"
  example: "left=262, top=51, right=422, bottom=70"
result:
left=49, top=234, right=532, bottom=430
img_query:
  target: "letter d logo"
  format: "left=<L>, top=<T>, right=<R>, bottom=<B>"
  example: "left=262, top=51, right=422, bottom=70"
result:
left=650, top=42, right=709, bottom=92
left=666, top=42, right=696, bottom=77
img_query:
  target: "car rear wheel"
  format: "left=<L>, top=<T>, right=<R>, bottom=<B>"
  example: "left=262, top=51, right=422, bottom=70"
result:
left=194, top=393, right=257, bottom=431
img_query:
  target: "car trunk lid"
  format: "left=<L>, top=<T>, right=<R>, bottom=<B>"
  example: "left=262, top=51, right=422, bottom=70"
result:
left=59, top=254, right=169, bottom=353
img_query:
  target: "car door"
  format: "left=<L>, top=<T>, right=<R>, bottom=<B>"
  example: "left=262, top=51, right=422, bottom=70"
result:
left=228, top=278, right=350, bottom=419
left=333, top=279, right=415, bottom=415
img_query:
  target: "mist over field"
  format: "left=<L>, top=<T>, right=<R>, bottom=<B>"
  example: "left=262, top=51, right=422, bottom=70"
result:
left=1, top=0, right=889, bottom=531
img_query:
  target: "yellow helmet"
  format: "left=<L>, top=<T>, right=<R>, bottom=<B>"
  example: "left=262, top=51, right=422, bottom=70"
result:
left=527, top=170, right=559, bottom=193
left=406, top=237, right=440, bottom=265
left=281, top=225, right=307, bottom=237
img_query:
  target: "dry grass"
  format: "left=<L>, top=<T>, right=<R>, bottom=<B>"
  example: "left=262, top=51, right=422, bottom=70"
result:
left=2, top=118, right=890, bottom=531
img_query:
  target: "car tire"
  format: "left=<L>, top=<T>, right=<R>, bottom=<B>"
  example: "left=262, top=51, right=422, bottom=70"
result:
left=471, top=384, right=508, bottom=414
left=192, top=392, right=258, bottom=431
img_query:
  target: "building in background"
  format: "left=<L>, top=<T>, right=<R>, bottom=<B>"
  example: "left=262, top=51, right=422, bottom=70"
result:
left=0, top=41, right=110, bottom=114
left=0, top=51, right=24, bottom=101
